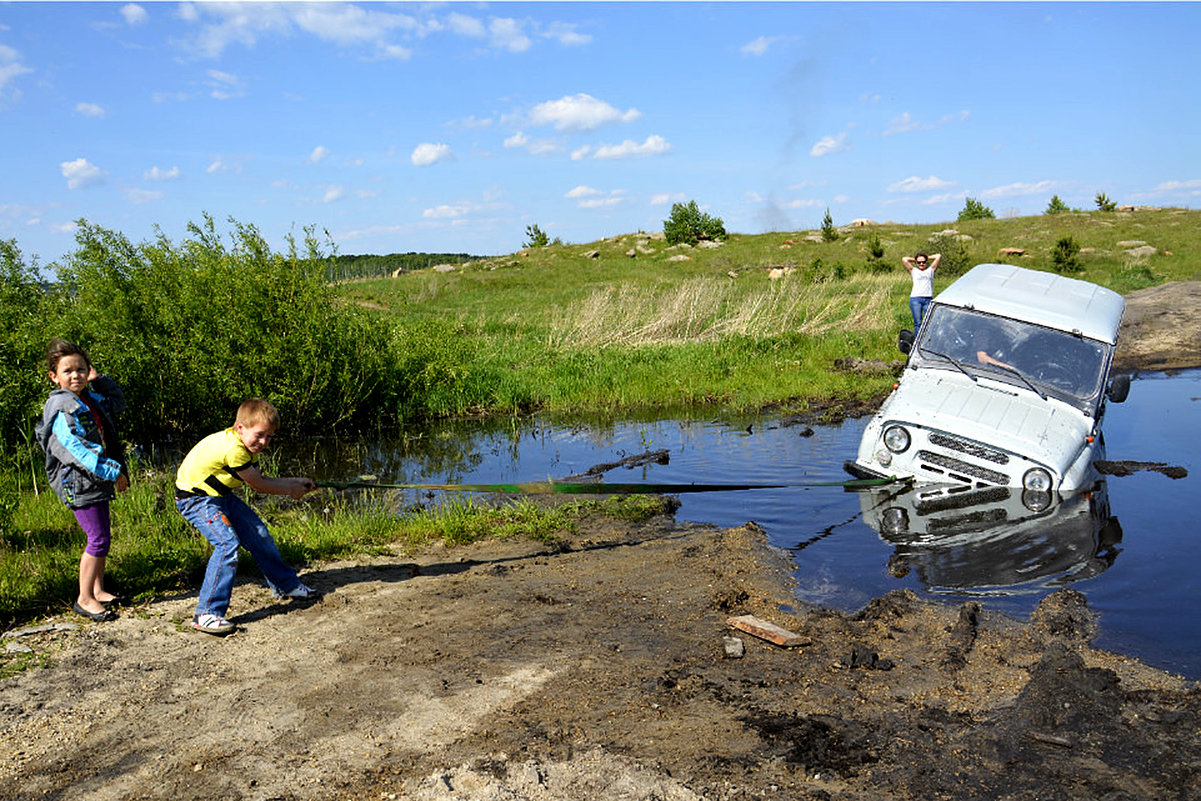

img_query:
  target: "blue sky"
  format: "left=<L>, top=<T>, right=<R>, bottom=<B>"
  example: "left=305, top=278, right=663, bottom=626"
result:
left=2, top=2, right=1199, bottom=267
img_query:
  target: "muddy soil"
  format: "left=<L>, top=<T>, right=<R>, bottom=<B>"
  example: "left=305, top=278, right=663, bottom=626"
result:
left=3, top=282, right=1200, bottom=801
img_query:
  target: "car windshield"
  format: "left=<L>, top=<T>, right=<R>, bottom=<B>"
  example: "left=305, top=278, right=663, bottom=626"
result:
left=914, top=305, right=1108, bottom=408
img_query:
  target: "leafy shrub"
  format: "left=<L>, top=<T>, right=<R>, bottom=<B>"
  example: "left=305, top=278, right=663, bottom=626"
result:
left=957, top=197, right=995, bottom=221
left=663, top=201, right=726, bottom=246
left=865, top=233, right=889, bottom=273
left=54, top=215, right=395, bottom=437
left=0, top=239, right=56, bottom=462
left=926, top=233, right=973, bottom=277
left=1045, top=195, right=1070, bottom=215
left=1051, top=236, right=1082, bottom=273
left=1095, top=192, right=1117, bottom=212
left=820, top=208, right=838, bottom=242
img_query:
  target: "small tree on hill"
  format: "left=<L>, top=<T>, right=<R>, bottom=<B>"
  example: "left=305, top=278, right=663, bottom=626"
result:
left=865, top=233, right=888, bottom=273
left=1045, top=195, right=1070, bottom=215
left=1051, top=235, right=1082, bottom=273
left=820, top=208, right=838, bottom=242
left=663, top=200, right=726, bottom=246
left=1095, top=192, right=1117, bottom=212
left=957, top=197, right=995, bottom=221
left=524, top=223, right=550, bottom=248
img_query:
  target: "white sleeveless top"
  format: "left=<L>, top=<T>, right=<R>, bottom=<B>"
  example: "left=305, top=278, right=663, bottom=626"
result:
left=910, top=267, right=935, bottom=298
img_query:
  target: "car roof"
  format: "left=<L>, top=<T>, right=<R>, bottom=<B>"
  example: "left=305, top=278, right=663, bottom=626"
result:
left=932, top=263, right=1126, bottom=344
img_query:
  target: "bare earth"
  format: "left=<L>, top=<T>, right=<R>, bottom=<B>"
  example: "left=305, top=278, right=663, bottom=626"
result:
left=3, top=282, right=1200, bottom=801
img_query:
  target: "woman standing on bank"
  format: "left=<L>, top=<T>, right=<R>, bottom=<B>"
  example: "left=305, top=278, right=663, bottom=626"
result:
left=902, top=251, right=941, bottom=331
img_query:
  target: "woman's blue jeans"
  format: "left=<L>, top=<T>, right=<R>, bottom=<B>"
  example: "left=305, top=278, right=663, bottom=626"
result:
left=176, top=493, right=301, bottom=618
left=909, top=296, right=932, bottom=332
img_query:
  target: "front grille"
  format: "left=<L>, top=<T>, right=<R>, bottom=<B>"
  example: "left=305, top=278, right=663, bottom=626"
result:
left=928, top=508, right=1008, bottom=534
left=916, top=450, right=1008, bottom=485
left=928, top=433, right=1009, bottom=464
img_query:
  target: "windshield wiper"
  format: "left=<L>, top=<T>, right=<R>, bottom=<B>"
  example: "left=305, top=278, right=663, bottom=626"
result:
left=922, top=349, right=977, bottom=382
left=985, top=361, right=1047, bottom=400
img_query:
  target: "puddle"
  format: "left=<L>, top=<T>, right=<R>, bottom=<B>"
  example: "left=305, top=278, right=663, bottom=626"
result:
left=304, top=370, right=1199, bottom=680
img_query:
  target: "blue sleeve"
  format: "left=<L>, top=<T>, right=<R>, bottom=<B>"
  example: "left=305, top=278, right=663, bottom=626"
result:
left=49, top=411, right=122, bottom=482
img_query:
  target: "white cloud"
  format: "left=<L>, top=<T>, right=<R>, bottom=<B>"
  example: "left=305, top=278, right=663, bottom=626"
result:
left=650, top=192, right=686, bottom=206
left=529, top=93, right=641, bottom=132
left=411, top=142, right=454, bottom=166
left=809, top=133, right=850, bottom=157
left=980, top=180, right=1056, bottom=199
left=61, top=158, right=106, bottom=189
left=145, top=166, right=180, bottom=181
left=884, top=109, right=970, bottom=136
left=589, top=135, right=672, bottom=160
left=309, top=145, right=330, bottom=164
left=888, top=176, right=955, bottom=194
left=489, top=18, right=531, bottom=52
left=504, top=132, right=528, bottom=149
left=1153, top=179, right=1201, bottom=194
left=741, top=35, right=782, bottom=56
left=125, top=187, right=164, bottom=204
left=206, top=69, right=244, bottom=100
left=567, top=187, right=627, bottom=209
left=422, top=204, right=468, bottom=219
left=785, top=198, right=823, bottom=209
left=75, top=102, right=106, bottom=117
left=322, top=185, right=344, bottom=203
left=0, top=44, right=33, bottom=97
left=448, top=12, right=486, bottom=37
left=120, top=4, right=148, bottom=26
left=543, top=22, right=591, bottom=47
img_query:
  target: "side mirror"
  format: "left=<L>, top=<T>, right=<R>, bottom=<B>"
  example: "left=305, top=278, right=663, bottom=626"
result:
left=898, top=329, right=914, bottom=355
left=1107, top=373, right=1130, bottom=403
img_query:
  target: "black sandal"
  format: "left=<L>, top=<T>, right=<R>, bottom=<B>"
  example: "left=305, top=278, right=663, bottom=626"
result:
left=73, top=602, right=117, bottom=622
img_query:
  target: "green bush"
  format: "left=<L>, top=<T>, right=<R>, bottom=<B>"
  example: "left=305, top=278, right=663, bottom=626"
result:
left=0, top=239, right=56, bottom=462
left=1045, top=195, right=1070, bottom=215
left=663, top=201, right=726, bottom=246
left=820, top=208, right=838, bottom=243
left=1051, top=236, right=1082, bottom=273
left=926, top=233, right=973, bottom=277
left=53, top=215, right=396, bottom=437
left=865, top=233, right=889, bottom=273
left=957, top=198, right=995, bottom=221
left=524, top=224, right=550, bottom=249
left=1095, top=192, right=1117, bottom=212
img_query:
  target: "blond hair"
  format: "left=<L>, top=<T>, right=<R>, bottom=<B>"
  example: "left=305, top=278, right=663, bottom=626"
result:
left=235, top=398, right=280, bottom=429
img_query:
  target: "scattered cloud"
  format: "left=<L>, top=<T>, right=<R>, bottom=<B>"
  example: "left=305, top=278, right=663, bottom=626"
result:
left=206, top=69, right=245, bottom=100
left=489, top=17, right=531, bottom=53
left=649, top=192, right=686, bottom=206
left=980, top=180, right=1056, bottom=199
left=309, top=145, right=330, bottom=164
left=573, top=135, right=672, bottom=161
left=61, top=158, right=106, bottom=189
left=75, top=102, right=106, bottom=117
left=529, top=93, right=641, bottom=132
left=120, top=4, right=148, bottom=26
left=124, top=187, right=163, bottom=204
left=144, top=166, right=180, bottom=181
left=884, top=109, right=970, bottom=136
left=888, top=176, right=955, bottom=194
left=321, top=185, right=344, bottom=203
left=0, top=44, right=33, bottom=98
left=542, top=22, right=591, bottom=47
left=422, top=204, right=469, bottom=219
left=565, top=186, right=627, bottom=209
left=741, top=35, right=784, bottom=56
left=411, top=142, right=454, bottom=166
left=810, top=132, right=850, bottom=157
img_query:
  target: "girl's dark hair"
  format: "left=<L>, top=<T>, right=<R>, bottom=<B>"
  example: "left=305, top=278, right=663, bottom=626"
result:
left=46, top=338, right=90, bottom=372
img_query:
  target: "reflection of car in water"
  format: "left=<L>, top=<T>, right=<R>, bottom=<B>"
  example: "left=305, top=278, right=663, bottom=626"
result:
left=859, top=479, right=1123, bottom=595
left=845, top=263, right=1131, bottom=492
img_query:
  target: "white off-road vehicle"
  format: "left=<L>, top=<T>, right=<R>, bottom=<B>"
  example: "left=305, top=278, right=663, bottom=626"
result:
left=845, top=263, right=1130, bottom=493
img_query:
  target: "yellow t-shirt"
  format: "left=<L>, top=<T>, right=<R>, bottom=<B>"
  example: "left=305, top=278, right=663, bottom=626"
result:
left=175, top=427, right=257, bottom=497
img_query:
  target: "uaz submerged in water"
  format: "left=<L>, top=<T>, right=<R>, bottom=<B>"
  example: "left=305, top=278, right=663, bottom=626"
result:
left=845, top=263, right=1131, bottom=493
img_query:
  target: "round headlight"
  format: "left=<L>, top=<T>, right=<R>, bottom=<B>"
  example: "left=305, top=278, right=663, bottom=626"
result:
left=1022, top=489, right=1053, bottom=512
left=874, top=448, right=893, bottom=467
left=881, top=507, right=909, bottom=535
left=1023, top=467, right=1053, bottom=492
left=883, top=425, right=911, bottom=453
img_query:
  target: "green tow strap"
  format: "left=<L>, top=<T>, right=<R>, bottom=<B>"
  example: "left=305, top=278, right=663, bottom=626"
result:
left=315, top=476, right=907, bottom=494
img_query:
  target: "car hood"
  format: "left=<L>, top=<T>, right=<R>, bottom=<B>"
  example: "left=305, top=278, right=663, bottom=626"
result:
left=882, top=371, right=1095, bottom=468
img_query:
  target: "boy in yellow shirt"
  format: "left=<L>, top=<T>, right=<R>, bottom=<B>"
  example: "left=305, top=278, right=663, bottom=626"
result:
left=175, top=398, right=319, bottom=636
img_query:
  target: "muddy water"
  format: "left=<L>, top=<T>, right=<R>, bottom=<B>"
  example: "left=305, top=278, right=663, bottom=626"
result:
left=315, top=370, right=1200, bottom=679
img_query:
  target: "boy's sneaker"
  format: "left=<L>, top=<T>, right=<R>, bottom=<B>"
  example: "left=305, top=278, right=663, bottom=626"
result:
left=192, top=613, right=236, bottom=636
left=274, top=582, right=322, bottom=600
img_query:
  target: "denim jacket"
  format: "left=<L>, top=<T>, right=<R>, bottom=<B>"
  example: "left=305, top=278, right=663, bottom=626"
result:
left=36, top=374, right=128, bottom=509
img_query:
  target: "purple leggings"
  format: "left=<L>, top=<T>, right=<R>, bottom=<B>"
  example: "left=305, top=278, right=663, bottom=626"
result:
left=73, top=502, right=112, bottom=557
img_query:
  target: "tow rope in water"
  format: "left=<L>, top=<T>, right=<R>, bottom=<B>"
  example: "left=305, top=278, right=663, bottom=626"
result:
left=316, top=476, right=908, bottom=494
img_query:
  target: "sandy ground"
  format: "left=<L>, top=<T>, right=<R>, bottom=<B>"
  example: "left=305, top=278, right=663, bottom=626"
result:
left=2, top=281, right=1200, bottom=801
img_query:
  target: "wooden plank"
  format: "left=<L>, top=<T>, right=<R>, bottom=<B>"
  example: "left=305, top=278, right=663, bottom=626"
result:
left=726, top=614, right=810, bottom=648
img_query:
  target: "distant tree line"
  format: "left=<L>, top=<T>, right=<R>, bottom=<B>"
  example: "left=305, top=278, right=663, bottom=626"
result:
left=326, top=251, right=487, bottom=281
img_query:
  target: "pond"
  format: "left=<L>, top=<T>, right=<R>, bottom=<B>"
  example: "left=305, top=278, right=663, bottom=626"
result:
left=310, top=370, right=1200, bottom=680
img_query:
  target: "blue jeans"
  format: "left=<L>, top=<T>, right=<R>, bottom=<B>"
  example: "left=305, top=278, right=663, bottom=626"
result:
left=909, top=296, right=932, bottom=332
left=176, top=493, right=301, bottom=618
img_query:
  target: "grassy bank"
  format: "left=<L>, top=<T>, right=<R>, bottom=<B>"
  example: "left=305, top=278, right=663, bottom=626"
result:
left=338, top=207, right=1201, bottom=415
left=0, top=467, right=665, bottom=630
